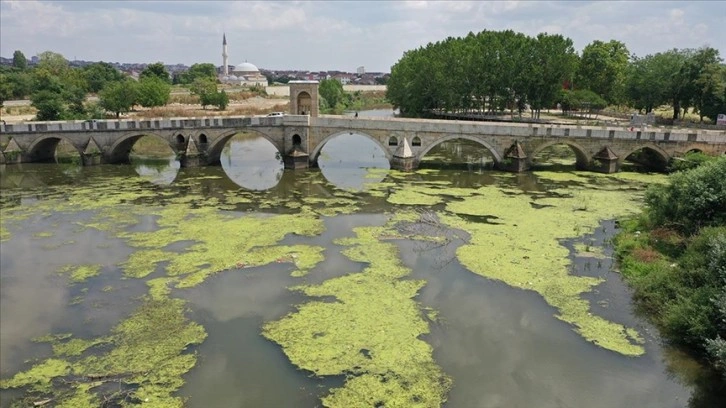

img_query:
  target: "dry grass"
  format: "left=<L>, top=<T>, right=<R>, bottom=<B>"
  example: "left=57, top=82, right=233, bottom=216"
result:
left=632, top=247, right=662, bottom=263
left=132, top=102, right=289, bottom=119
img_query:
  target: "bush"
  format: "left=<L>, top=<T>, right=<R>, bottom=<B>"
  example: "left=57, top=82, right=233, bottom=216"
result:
left=645, top=156, right=726, bottom=235
left=668, top=151, right=715, bottom=173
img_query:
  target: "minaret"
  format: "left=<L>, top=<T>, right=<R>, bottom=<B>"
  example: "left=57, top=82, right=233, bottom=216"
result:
left=222, top=33, right=229, bottom=76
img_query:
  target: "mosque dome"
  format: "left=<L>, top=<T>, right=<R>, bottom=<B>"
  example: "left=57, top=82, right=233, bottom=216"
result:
left=234, top=62, right=259, bottom=73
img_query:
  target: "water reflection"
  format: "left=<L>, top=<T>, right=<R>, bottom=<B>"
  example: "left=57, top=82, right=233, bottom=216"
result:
left=132, top=157, right=180, bottom=185
left=318, top=133, right=389, bottom=191
left=221, top=135, right=284, bottom=191
left=419, top=140, right=497, bottom=171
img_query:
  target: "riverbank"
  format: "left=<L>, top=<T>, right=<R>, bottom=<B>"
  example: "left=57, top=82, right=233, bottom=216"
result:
left=612, top=156, right=726, bottom=396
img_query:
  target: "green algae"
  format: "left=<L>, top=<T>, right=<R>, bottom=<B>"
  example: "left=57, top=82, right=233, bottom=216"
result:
left=387, top=189, right=444, bottom=206
left=33, top=333, right=73, bottom=343
left=53, top=337, right=109, bottom=357
left=1, top=295, right=207, bottom=406
left=439, top=181, right=646, bottom=356
left=264, top=225, right=451, bottom=407
left=58, top=264, right=102, bottom=283
left=0, top=164, right=670, bottom=405
left=69, top=296, right=84, bottom=305
left=0, top=358, right=70, bottom=393
left=56, top=383, right=99, bottom=408
left=32, top=231, right=54, bottom=238
left=119, top=206, right=326, bottom=288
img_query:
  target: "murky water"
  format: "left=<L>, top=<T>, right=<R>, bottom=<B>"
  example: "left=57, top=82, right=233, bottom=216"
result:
left=0, top=119, right=720, bottom=407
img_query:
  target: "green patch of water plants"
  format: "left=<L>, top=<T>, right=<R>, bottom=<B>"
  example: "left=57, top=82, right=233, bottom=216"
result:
left=119, top=205, right=326, bottom=288
left=58, top=264, right=102, bottom=283
left=264, top=224, right=451, bottom=407
left=440, top=181, right=646, bottom=356
left=0, top=295, right=206, bottom=406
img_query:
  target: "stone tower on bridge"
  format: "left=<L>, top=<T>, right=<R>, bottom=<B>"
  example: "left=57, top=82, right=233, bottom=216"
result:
left=289, top=80, right=319, bottom=117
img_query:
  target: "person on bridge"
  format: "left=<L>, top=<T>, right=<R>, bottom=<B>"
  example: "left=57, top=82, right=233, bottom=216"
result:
left=354, top=112, right=359, bottom=118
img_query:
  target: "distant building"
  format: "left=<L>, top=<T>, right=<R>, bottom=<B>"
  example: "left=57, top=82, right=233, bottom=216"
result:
left=218, top=33, right=267, bottom=87
left=356, top=66, right=365, bottom=75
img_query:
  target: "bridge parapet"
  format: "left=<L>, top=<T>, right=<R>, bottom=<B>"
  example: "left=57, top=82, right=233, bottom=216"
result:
left=309, top=117, right=725, bottom=143
left=0, top=115, right=310, bottom=134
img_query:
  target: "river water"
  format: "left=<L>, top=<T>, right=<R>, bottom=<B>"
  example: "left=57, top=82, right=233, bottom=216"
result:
left=0, top=118, right=720, bottom=407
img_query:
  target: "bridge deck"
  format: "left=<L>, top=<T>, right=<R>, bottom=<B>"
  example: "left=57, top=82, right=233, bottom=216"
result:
left=2, top=115, right=725, bottom=144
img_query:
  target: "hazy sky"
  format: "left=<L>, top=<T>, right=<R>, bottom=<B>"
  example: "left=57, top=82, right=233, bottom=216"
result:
left=1, top=1, right=724, bottom=72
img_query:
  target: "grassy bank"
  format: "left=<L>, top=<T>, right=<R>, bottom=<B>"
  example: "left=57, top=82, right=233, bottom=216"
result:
left=613, top=156, right=726, bottom=381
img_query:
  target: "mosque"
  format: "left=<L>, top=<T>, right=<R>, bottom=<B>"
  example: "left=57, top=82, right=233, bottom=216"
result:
left=219, top=34, right=268, bottom=87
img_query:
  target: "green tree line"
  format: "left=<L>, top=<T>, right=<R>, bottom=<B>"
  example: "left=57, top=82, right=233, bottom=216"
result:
left=386, top=29, right=726, bottom=123
left=0, top=52, right=226, bottom=120
left=317, top=78, right=390, bottom=114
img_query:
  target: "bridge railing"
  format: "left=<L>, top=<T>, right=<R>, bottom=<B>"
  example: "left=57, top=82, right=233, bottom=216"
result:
left=311, top=117, right=726, bottom=144
left=0, top=115, right=310, bottom=134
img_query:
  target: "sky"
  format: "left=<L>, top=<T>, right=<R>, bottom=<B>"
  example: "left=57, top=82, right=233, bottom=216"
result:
left=0, top=0, right=724, bottom=73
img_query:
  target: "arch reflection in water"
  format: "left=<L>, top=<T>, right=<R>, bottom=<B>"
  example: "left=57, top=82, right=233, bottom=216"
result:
left=221, top=133, right=284, bottom=191
left=133, top=157, right=181, bottom=186
left=318, top=132, right=389, bottom=191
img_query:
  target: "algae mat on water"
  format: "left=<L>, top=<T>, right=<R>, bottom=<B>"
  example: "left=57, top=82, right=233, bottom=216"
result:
left=0, top=294, right=207, bottom=407
left=370, top=170, right=661, bottom=356
left=443, top=178, right=650, bottom=355
left=263, top=224, right=452, bottom=407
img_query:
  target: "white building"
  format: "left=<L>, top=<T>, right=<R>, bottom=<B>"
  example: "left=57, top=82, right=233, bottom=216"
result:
left=219, top=34, right=268, bottom=87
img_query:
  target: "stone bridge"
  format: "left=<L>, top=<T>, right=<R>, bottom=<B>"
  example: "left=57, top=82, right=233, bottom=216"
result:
left=1, top=113, right=725, bottom=173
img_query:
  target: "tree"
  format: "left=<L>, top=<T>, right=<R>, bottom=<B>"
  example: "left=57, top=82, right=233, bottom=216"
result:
left=31, top=90, right=66, bottom=120
left=694, top=63, right=726, bottom=123
left=83, top=62, right=124, bottom=93
left=139, top=62, right=171, bottom=84
left=525, top=33, right=578, bottom=118
left=625, top=53, right=677, bottom=113
left=12, top=50, right=27, bottom=70
left=558, top=89, right=607, bottom=115
left=99, top=79, right=138, bottom=118
left=189, top=77, right=217, bottom=109
left=576, top=40, right=630, bottom=104
left=179, top=63, right=217, bottom=84
left=0, top=74, right=12, bottom=106
left=206, top=89, right=229, bottom=110
left=35, top=51, right=69, bottom=77
left=136, top=76, right=171, bottom=108
left=319, top=78, right=345, bottom=110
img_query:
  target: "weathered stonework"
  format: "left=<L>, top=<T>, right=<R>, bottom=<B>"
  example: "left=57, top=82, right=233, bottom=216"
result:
left=289, top=81, right=319, bottom=117
left=1, top=115, right=724, bottom=173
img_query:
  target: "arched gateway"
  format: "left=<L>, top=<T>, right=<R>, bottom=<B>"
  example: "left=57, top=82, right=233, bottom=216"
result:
left=289, top=81, right=319, bottom=117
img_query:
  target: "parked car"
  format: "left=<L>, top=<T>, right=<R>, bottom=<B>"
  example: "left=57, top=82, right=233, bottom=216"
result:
left=266, top=112, right=285, bottom=117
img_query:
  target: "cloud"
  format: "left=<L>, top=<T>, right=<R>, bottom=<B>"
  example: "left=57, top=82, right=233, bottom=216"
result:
left=1, top=1, right=723, bottom=72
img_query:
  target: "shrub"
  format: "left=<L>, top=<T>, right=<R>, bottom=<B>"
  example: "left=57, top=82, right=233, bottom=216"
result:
left=645, top=156, right=726, bottom=235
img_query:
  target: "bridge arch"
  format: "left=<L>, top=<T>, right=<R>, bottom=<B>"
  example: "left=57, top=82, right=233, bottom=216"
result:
left=107, top=132, right=177, bottom=164
left=618, top=143, right=671, bottom=171
left=309, top=130, right=392, bottom=166
left=206, top=129, right=282, bottom=165
left=416, top=135, right=503, bottom=165
left=26, top=135, right=83, bottom=162
left=529, top=140, right=591, bottom=169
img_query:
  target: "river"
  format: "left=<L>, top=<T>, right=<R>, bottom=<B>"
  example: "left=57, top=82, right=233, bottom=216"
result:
left=0, top=115, right=720, bottom=407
